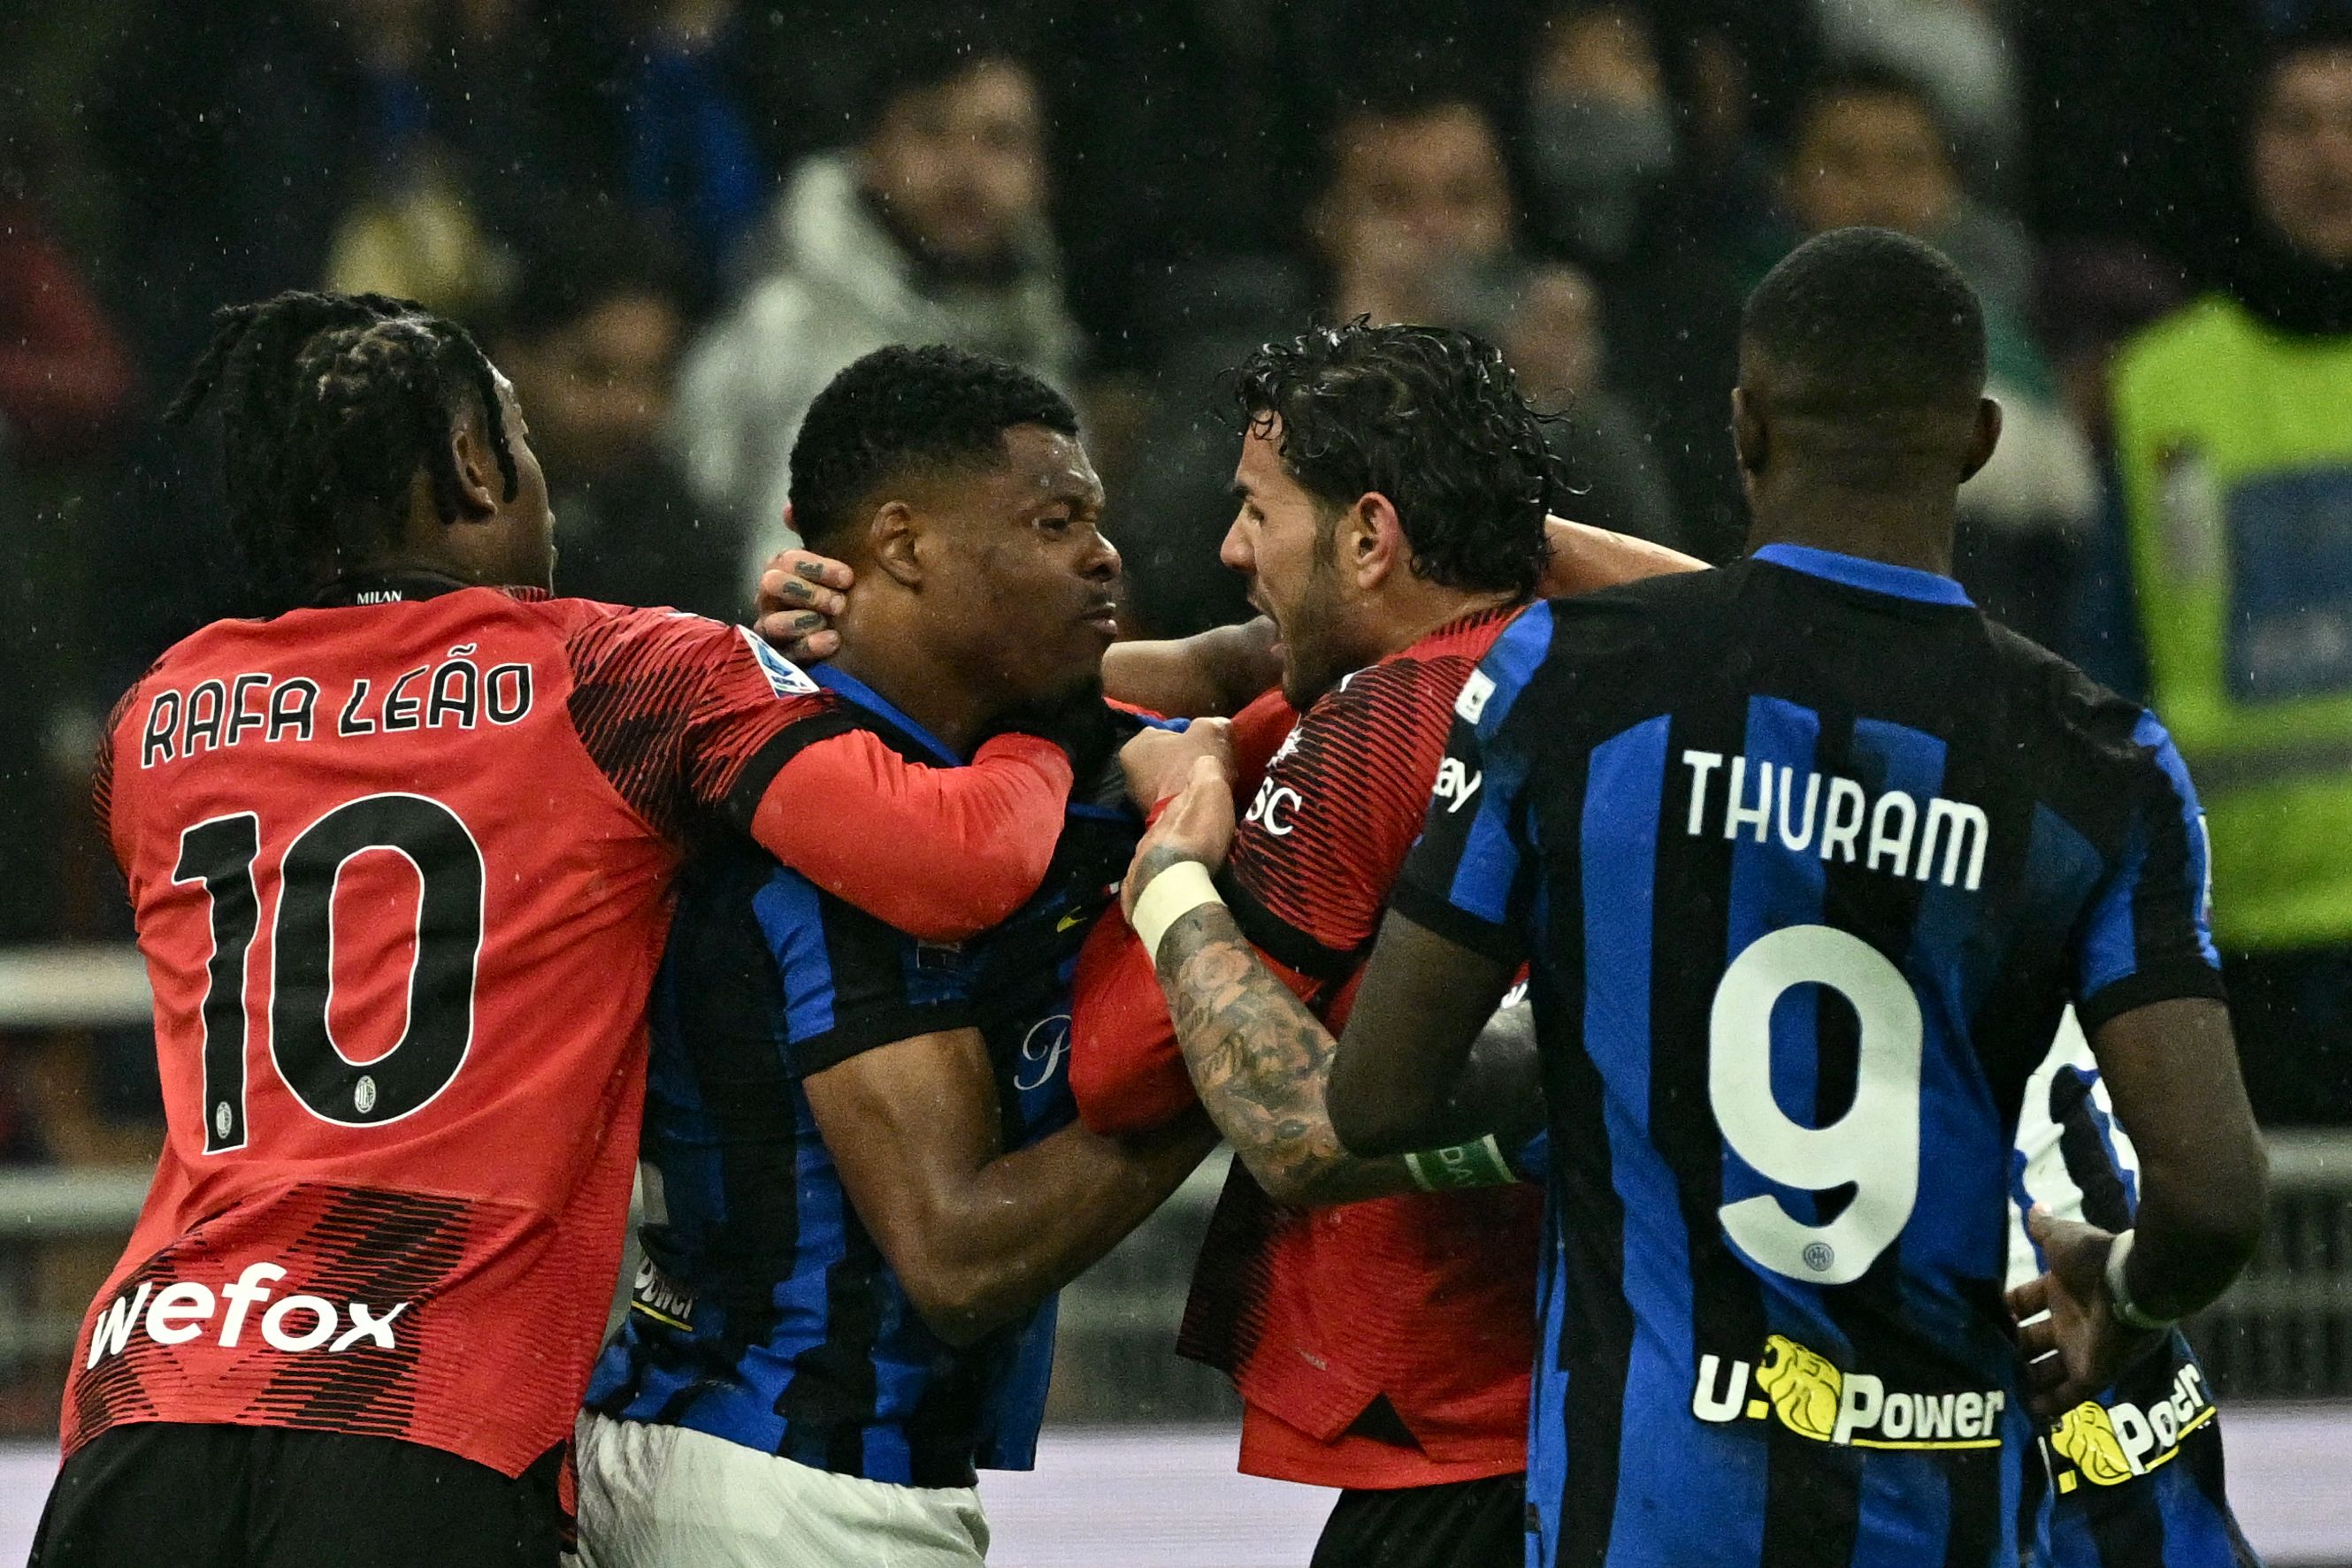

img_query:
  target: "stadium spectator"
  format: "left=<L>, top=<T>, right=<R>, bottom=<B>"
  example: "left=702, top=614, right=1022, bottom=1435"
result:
left=0, top=194, right=137, bottom=468
left=2103, top=27, right=2352, bottom=1127
left=1122, top=91, right=1681, bottom=638
left=1755, top=64, right=2098, bottom=645
left=670, top=33, right=1080, bottom=580
left=1808, top=0, right=2024, bottom=187
left=488, top=228, right=743, bottom=619
left=1521, top=3, right=1678, bottom=271
left=602, top=0, right=770, bottom=302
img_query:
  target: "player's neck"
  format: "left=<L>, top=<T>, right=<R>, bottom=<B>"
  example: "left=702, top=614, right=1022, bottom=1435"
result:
left=1746, top=493, right=1957, bottom=580
left=1359, top=579, right=1521, bottom=664
left=824, top=636, right=992, bottom=757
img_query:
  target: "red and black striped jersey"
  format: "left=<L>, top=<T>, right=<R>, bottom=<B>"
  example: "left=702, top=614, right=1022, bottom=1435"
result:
left=1073, top=604, right=1543, bottom=1488
left=72, top=575, right=1070, bottom=1477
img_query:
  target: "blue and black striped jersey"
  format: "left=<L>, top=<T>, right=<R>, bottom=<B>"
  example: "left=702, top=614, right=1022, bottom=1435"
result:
left=583, top=667, right=1146, bottom=1487
left=1391, top=545, right=2227, bottom=1568
left=2011, top=1022, right=2261, bottom=1568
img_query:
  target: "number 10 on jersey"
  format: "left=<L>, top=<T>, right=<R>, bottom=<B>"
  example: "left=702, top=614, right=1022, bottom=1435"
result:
left=1710, top=924, right=1923, bottom=1287
left=172, top=793, right=486, bottom=1153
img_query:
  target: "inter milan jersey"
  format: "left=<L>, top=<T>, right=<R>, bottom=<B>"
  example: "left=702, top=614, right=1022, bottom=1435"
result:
left=2011, top=1019, right=2259, bottom=1568
left=74, top=575, right=1072, bottom=1479
left=1393, top=546, right=2226, bottom=1568
left=585, top=671, right=1148, bottom=1488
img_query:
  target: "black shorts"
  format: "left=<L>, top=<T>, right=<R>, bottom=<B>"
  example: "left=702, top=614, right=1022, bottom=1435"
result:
left=30, top=1422, right=566, bottom=1568
left=1310, top=1472, right=1528, bottom=1568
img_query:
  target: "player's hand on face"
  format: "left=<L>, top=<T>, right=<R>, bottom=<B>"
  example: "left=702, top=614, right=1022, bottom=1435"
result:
left=754, top=549, right=854, bottom=662
left=1121, top=753, right=1237, bottom=922
left=1119, top=717, right=1235, bottom=813
left=2008, top=1206, right=2157, bottom=1419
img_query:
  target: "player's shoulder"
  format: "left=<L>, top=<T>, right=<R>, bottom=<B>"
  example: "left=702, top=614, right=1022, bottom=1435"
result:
left=1530, top=566, right=1730, bottom=654
left=555, top=599, right=824, bottom=697
left=1307, top=605, right=1530, bottom=737
left=1976, top=617, right=2157, bottom=768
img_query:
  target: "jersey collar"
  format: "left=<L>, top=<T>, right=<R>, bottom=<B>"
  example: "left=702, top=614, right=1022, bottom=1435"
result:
left=310, top=570, right=551, bottom=606
left=1751, top=543, right=1973, bottom=608
left=809, top=664, right=962, bottom=765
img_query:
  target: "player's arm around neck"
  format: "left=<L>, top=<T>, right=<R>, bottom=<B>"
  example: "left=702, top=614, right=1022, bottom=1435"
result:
left=1101, top=617, right=1283, bottom=719
left=804, top=1027, right=1217, bottom=1348
left=1539, top=517, right=1708, bottom=599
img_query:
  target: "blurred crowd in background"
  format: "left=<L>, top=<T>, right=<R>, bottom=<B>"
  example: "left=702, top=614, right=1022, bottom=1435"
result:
left=3, top=0, right=2351, bottom=1262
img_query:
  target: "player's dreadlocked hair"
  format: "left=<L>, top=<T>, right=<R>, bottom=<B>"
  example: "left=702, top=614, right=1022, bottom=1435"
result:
left=165, top=291, right=518, bottom=605
left=1232, top=321, right=1562, bottom=599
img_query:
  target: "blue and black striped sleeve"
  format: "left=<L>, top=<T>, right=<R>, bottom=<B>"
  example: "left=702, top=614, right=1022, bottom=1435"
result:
left=2071, top=712, right=2226, bottom=1032
left=751, top=867, right=980, bottom=1076
left=1390, top=605, right=1552, bottom=965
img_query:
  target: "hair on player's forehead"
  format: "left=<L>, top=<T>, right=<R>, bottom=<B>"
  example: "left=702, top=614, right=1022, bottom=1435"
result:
left=1230, top=319, right=1562, bottom=599
left=1741, top=227, right=1987, bottom=420
left=788, top=344, right=1080, bottom=555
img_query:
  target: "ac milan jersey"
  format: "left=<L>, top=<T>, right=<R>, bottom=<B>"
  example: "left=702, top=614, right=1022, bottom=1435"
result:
left=73, top=574, right=1071, bottom=1478
left=1137, top=607, right=1544, bottom=1488
left=1394, top=546, right=2226, bottom=1566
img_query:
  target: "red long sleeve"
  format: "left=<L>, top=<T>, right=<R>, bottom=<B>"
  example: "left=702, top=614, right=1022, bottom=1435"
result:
left=752, top=730, right=1073, bottom=943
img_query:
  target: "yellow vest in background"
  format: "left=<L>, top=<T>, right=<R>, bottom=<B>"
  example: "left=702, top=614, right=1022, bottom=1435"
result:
left=2111, top=295, right=2352, bottom=952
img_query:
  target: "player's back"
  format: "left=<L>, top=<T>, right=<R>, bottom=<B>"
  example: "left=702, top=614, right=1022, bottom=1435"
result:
left=76, top=577, right=823, bottom=1477
left=1407, top=545, right=2223, bottom=1565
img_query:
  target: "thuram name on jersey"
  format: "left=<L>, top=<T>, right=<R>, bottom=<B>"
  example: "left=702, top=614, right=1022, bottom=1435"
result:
left=1680, top=750, right=1989, bottom=891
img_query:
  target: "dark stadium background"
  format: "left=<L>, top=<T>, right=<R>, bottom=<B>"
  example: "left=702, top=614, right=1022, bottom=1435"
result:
left=0, top=1, right=2347, bottom=1560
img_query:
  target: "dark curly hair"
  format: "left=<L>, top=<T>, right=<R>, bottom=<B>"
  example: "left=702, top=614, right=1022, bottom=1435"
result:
left=166, top=290, right=517, bottom=607
left=1232, top=321, right=1561, bottom=598
left=790, top=344, right=1079, bottom=553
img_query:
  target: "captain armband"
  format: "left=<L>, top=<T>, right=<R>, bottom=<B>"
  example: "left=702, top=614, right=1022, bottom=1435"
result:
left=1403, top=1134, right=1516, bottom=1192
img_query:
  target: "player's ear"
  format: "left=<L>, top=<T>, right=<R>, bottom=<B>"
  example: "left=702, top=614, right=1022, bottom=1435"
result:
left=1960, top=396, right=2003, bottom=484
left=1730, top=386, right=1768, bottom=478
left=868, top=501, right=924, bottom=588
left=1349, top=493, right=1405, bottom=591
left=447, top=409, right=503, bottom=520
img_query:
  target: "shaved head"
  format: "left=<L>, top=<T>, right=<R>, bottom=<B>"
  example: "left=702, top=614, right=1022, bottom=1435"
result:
left=1737, top=227, right=1991, bottom=492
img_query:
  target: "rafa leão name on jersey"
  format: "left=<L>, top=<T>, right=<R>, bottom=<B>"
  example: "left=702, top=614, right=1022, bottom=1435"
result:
left=1680, top=749, right=1989, bottom=891
left=137, top=647, right=538, bottom=769
left=85, top=1261, right=411, bottom=1367
left=1691, top=1335, right=2008, bottom=1449
left=2045, top=1362, right=2217, bottom=1495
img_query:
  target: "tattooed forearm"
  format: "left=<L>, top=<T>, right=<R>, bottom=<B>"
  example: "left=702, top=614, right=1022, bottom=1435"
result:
left=1154, top=904, right=1421, bottom=1206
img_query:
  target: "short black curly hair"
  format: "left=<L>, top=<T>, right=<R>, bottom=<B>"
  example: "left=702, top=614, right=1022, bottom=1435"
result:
left=1232, top=321, right=1561, bottom=599
left=789, top=344, right=1079, bottom=553
left=1742, top=227, right=1986, bottom=417
left=165, top=291, right=517, bottom=608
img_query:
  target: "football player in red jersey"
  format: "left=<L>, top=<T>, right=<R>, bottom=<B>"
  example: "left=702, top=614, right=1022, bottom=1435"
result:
left=33, top=293, right=1078, bottom=1568
left=1074, top=323, right=1704, bottom=1568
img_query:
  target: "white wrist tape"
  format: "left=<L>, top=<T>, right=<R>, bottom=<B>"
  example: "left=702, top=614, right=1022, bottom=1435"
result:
left=2103, top=1228, right=2176, bottom=1331
left=1135, top=860, right=1223, bottom=963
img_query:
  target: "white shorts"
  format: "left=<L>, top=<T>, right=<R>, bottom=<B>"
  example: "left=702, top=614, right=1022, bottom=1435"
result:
left=573, top=1410, right=992, bottom=1567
